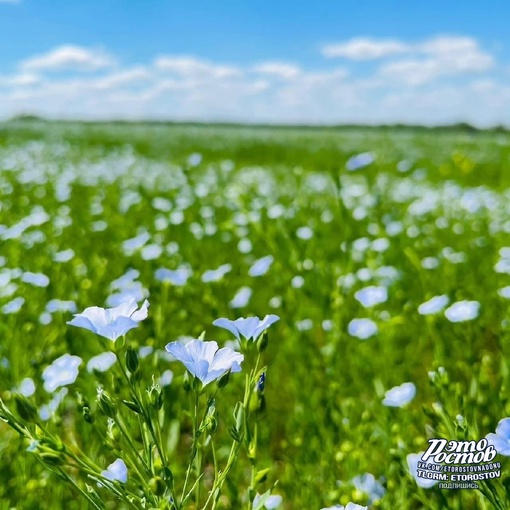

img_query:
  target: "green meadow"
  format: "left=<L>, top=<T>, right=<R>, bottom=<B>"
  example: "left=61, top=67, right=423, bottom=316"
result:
left=1, top=120, right=510, bottom=509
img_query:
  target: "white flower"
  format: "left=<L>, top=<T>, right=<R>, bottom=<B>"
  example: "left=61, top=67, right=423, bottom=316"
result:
left=155, top=266, right=192, bottom=286
left=101, top=458, right=128, bottom=483
left=2, top=297, right=25, bottom=314
left=165, top=340, right=243, bottom=386
left=42, top=354, right=82, bottom=392
left=486, top=418, right=510, bottom=455
left=67, top=299, right=149, bottom=341
left=382, top=382, right=416, bottom=407
left=321, top=504, right=367, bottom=510
left=444, top=300, right=480, bottom=322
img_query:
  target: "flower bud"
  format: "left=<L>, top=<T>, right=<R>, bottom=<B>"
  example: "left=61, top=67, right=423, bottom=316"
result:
left=149, top=476, right=166, bottom=496
left=82, top=406, right=94, bottom=424
left=97, top=388, right=116, bottom=418
left=256, top=331, right=269, bottom=353
left=126, top=347, right=139, bottom=374
left=147, top=383, right=163, bottom=410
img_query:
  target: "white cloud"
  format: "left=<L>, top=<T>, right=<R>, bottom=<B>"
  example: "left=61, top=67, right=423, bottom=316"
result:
left=378, top=35, right=494, bottom=85
left=21, top=45, right=115, bottom=72
left=154, top=56, right=242, bottom=79
left=252, top=62, right=301, bottom=79
left=322, top=38, right=410, bottom=60
left=0, top=35, right=504, bottom=126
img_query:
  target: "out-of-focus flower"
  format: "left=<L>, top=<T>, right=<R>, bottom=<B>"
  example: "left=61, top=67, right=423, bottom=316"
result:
left=347, top=318, right=377, bottom=340
left=155, top=266, right=192, bottom=286
left=346, top=152, right=375, bottom=171
left=165, top=339, right=243, bottom=386
left=487, top=418, right=510, bottom=455
left=213, top=315, right=280, bottom=341
left=101, top=459, right=128, bottom=483
left=42, top=354, right=82, bottom=392
left=354, top=286, right=388, bottom=308
left=67, top=299, right=149, bottom=341
left=248, top=255, right=274, bottom=277
left=253, top=493, right=282, bottom=509
left=2, top=297, right=25, bottom=314
left=87, top=352, right=117, bottom=373
left=21, top=272, right=50, bottom=287
left=229, top=287, right=252, bottom=308
left=321, top=504, right=367, bottom=510
left=407, top=452, right=439, bottom=488
left=444, top=300, right=480, bottom=322
left=201, top=264, right=232, bottom=283
left=15, top=377, right=36, bottom=397
left=351, top=473, right=386, bottom=503
left=418, top=295, right=449, bottom=315
left=383, top=382, right=416, bottom=407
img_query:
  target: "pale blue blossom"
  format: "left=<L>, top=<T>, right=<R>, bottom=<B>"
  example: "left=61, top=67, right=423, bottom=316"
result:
left=67, top=299, right=149, bottom=341
left=382, top=382, right=416, bottom=407
left=486, top=418, right=510, bottom=455
left=165, top=340, right=243, bottom=386
left=291, top=276, right=305, bottom=288
left=42, top=354, right=82, bottom=392
left=253, top=493, right=282, bottom=509
left=21, top=272, right=50, bottom=287
left=201, top=264, right=232, bottom=283
left=444, top=300, right=480, bottom=322
left=16, top=377, right=36, bottom=397
left=160, top=369, right=174, bottom=387
left=46, top=299, right=77, bottom=314
left=141, top=243, right=163, bottom=260
left=248, top=255, right=274, bottom=277
left=498, top=286, right=510, bottom=299
left=213, top=315, right=280, bottom=342
left=53, top=249, right=75, bottom=262
left=39, top=388, right=68, bottom=421
left=407, top=452, right=439, bottom=488
left=346, top=152, right=375, bottom=171
left=155, top=266, right=192, bottom=286
left=102, top=459, right=128, bottom=483
left=87, top=352, right=117, bottom=373
left=106, top=282, right=148, bottom=307
left=354, top=286, right=388, bottom=308
left=351, top=473, right=386, bottom=503
left=229, top=287, right=252, bottom=308
left=2, top=297, right=25, bottom=314
left=122, top=231, right=150, bottom=252
left=296, top=226, right=313, bottom=240
left=110, top=269, right=140, bottom=290
left=348, top=318, right=377, bottom=340
left=418, top=295, right=449, bottom=315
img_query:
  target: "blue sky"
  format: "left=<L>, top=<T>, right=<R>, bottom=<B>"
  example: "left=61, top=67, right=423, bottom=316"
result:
left=0, top=0, right=508, bottom=125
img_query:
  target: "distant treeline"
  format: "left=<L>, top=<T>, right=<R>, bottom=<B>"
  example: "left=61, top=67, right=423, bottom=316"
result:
left=4, top=114, right=509, bottom=133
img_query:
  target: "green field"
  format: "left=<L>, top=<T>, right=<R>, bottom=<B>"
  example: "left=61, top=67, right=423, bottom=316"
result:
left=1, top=120, right=510, bottom=509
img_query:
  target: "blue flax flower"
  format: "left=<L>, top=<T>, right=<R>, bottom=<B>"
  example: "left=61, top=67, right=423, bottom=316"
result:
left=212, top=315, right=280, bottom=342
left=67, top=299, right=149, bottom=341
left=165, top=339, right=243, bottom=387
